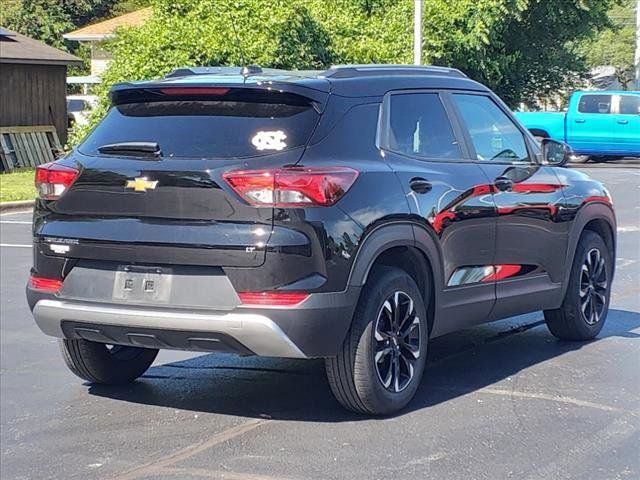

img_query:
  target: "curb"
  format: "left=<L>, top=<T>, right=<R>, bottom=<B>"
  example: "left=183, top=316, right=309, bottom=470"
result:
left=0, top=200, right=35, bottom=213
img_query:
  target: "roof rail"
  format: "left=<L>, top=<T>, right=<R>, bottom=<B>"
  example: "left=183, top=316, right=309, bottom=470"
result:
left=322, top=64, right=467, bottom=79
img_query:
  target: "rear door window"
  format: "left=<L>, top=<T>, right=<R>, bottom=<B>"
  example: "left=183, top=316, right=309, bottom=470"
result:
left=382, top=92, right=461, bottom=160
left=578, top=94, right=613, bottom=114
left=79, top=91, right=319, bottom=158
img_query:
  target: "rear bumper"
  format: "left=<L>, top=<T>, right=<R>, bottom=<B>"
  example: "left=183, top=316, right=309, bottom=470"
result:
left=29, top=287, right=360, bottom=359
left=33, top=299, right=307, bottom=358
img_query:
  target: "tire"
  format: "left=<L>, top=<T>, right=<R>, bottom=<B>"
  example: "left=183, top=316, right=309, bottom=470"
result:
left=325, top=266, right=429, bottom=415
left=544, top=230, right=612, bottom=341
left=60, top=339, right=158, bottom=384
left=575, top=155, right=591, bottom=164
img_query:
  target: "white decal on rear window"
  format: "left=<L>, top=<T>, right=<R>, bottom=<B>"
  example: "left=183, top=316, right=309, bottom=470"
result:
left=251, top=130, right=287, bottom=151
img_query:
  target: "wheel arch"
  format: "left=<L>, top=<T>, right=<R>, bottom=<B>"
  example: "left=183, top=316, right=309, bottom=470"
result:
left=347, top=222, right=444, bottom=334
left=563, top=203, right=616, bottom=297
left=529, top=128, right=550, bottom=139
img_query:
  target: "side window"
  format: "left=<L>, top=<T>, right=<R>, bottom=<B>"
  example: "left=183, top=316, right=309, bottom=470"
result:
left=385, top=93, right=461, bottom=160
left=578, top=94, right=612, bottom=114
left=618, top=95, right=640, bottom=115
left=452, top=94, right=531, bottom=163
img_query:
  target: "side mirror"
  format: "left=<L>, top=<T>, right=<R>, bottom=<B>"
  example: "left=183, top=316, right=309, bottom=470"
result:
left=541, top=138, right=571, bottom=167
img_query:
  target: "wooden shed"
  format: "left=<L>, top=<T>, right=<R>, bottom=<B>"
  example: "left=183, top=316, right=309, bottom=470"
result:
left=0, top=27, right=82, bottom=154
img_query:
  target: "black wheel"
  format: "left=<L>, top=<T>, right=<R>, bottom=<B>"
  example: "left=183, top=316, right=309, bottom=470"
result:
left=590, top=156, right=608, bottom=163
left=544, top=231, right=612, bottom=340
left=325, top=266, right=428, bottom=415
left=60, top=339, right=158, bottom=384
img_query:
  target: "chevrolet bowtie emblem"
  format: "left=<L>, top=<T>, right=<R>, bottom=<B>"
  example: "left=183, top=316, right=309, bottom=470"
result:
left=125, top=177, right=158, bottom=192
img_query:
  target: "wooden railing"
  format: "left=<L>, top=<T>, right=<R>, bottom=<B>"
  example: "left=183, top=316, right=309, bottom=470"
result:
left=0, top=126, right=63, bottom=172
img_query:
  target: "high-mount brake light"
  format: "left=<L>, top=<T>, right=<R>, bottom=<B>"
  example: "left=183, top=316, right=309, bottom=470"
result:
left=238, top=292, right=309, bottom=307
left=29, top=275, right=63, bottom=293
left=159, top=87, right=230, bottom=96
left=35, top=163, right=79, bottom=200
left=223, top=167, right=359, bottom=207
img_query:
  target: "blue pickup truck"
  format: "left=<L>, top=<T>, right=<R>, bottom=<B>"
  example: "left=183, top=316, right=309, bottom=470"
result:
left=516, top=90, right=640, bottom=162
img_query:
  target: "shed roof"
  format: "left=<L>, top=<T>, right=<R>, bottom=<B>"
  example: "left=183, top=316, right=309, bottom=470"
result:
left=63, top=7, right=152, bottom=41
left=0, top=28, right=82, bottom=66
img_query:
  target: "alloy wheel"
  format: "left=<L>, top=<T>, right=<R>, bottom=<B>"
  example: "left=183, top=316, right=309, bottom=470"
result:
left=579, top=248, right=608, bottom=326
left=373, top=291, right=421, bottom=393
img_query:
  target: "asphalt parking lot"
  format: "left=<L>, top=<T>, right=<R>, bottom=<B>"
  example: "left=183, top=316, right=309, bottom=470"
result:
left=1, top=166, right=639, bottom=480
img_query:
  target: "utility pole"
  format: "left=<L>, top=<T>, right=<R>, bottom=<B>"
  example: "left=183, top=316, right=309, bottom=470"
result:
left=635, top=0, right=639, bottom=89
left=414, top=0, right=422, bottom=65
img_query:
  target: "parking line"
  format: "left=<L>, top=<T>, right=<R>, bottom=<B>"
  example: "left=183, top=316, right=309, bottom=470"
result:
left=617, top=225, right=640, bottom=233
left=0, top=210, right=32, bottom=216
left=157, top=467, right=296, bottom=480
left=0, top=220, right=31, bottom=224
left=0, top=243, right=31, bottom=248
left=113, top=418, right=270, bottom=480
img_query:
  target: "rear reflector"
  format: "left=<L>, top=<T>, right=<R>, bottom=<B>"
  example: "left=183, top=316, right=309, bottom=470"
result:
left=238, top=291, right=309, bottom=306
left=35, top=163, right=79, bottom=200
left=482, top=264, right=522, bottom=282
left=223, top=166, right=359, bottom=207
left=29, top=275, right=63, bottom=293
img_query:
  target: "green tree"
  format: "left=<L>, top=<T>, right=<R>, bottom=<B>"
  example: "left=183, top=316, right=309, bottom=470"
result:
left=69, top=0, right=332, bottom=144
left=1, top=0, right=149, bottom=49
left=70, top=0, right=622, bottom=144
left=308, top=0, right=618, bottom=105
left=2, top=0, right=72, bottom=49
left=580, top=0, right=636, bottom=87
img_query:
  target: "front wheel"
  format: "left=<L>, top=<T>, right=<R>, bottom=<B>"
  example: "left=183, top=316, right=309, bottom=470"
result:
left=544, top=231, right=612, bottom=340
left=60, top=339, right=158, bottom=384
left=325, top=266, right=428, bottom=415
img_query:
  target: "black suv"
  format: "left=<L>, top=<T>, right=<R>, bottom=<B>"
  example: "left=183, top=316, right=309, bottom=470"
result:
left=27, top=65, right=616, bottom=414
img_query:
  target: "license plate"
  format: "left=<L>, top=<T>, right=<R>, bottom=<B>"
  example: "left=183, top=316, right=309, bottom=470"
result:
left=112, top=266, right=172, bottom=304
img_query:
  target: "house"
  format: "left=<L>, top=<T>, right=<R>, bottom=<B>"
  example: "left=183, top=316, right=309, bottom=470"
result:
left=0, top=27, right=82, bottom=148
left=63, top=8, right=152, bottom=76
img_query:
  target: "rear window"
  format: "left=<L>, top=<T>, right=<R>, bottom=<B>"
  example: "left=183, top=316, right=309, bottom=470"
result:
left=619, top=95, right=640, bottom=115
left=79, top=93, right=319, bottom=158
left=384, top=93, right=461, bottom=160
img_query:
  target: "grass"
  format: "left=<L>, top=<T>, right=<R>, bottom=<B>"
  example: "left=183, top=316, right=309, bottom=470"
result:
left=0, top=169, right=36, bottom=203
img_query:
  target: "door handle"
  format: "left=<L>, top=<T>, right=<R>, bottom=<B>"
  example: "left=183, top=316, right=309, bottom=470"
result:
left=575, top=119, right=586, bottom=123
left=494, top=177, right=513, bottom=192
left=409, top=177, right=432, bottom=194
left=617, top=119, right=629, bottom=125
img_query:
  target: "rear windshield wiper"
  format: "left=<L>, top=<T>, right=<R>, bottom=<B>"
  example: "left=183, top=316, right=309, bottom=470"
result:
left=97, top=142, right=162, bottom=157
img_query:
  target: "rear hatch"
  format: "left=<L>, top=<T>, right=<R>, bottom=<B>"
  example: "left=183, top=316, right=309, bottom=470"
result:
left=36, top=83, right=326, bottom=267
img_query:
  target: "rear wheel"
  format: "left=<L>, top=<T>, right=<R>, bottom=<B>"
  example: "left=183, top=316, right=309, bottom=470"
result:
left=325, top=267, right=428, bottom=415
left=60, top=339, right=158, bottom=384
left=544, top=231, right=611, bottom=340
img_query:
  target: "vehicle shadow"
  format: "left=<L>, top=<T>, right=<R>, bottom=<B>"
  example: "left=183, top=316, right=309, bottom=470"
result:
left=88, top=309, right=640, bottom=422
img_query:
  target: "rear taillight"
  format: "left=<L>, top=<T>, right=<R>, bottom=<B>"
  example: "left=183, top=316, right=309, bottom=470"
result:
left=29, top=275, right=63, bottom=293
left=223, top=167, right=359, bottom=207
left=238, top=291, right=309, bottom=306
left=35, top=163, right=79, bottom=200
